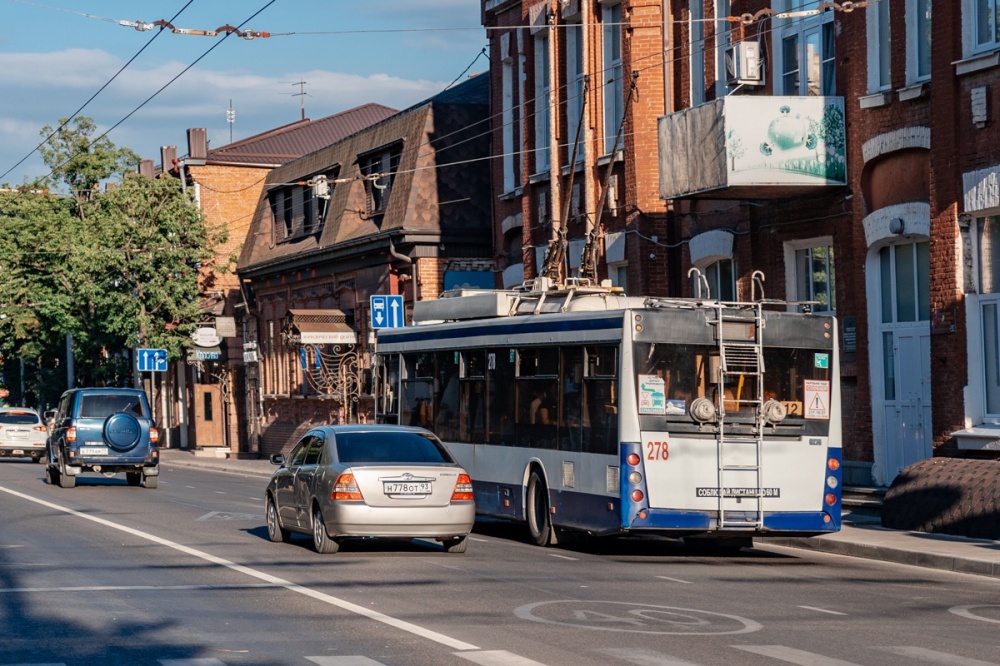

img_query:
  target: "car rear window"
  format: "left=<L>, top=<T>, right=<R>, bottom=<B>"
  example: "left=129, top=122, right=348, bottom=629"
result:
left=78, top=395, right=147, bottom=418
left=0, top=411, right=40, bottom=425
left=336, top=431, right=454, bottom=464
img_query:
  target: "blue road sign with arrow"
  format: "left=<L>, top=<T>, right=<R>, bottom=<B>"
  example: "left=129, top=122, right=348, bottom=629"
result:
left=137, top=348, right=168, bottom=372
left=370, top=295, right=404, bottom=329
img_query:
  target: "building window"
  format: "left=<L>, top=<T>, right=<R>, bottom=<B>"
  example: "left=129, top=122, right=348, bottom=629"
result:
left=907, top=0, right=931, bottom=82
left=502, top=32, right=517, bottom=192
left=268, top=171, right=335, bottom=243
left=602, top=2, right=624, bottom=156
left=867, top=0, right=891, bottom=92
left=689, top=0, right=705, bottom=106
left=879, top=242, right=930, bottom=324
left=703, top=259, right=736, bottom=301
left=566, top=20, right=585, bottom=164
left=790, top=240, right=836, bottom=314
left=776, top=1, right=835, bottom=96
left=977, top=216, right=1000, bottom=417
left=360, top=145, right=401, bottom=225
left=974, top=0, right=1000, bottom=50
left=534, top=30, right=551, bottom=173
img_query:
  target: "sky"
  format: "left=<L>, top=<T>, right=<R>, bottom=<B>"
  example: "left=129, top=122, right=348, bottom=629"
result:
left=0, top=0, right=488, bottom=185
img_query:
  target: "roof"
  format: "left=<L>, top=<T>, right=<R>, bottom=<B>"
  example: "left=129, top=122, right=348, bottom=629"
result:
left=205, top=103, right=398, bottom=166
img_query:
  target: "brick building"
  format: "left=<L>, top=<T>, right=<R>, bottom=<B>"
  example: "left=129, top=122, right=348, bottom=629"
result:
left=483, top=0, right=1000, bottom=486
left=236, top=75, right=493, bottom=456
left=153, top=104, right=396, bottom=455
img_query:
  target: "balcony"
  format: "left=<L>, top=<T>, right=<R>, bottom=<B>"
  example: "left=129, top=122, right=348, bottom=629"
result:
left=658, top=96, right=846, bottom=200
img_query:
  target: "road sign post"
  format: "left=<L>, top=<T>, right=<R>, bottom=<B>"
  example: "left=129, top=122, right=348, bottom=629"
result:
left=370, top=295, right=404, bottom=330
left=137, top=348, right=168, bottom=373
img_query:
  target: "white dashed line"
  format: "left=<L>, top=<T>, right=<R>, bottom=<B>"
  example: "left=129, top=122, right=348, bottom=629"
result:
left=798, top=605, right=846, bottom=616
left=656, top=575, right=693, bottom=584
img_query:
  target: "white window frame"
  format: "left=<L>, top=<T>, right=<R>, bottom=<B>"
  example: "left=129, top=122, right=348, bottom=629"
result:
left=784, top=236, right=836, bottom=315
left=690, top=0, right=706, bottom=106
left=566, top=20, right=585, bottom=165
left=602, top=2, right=624, bottom=156
left=866, top=0, right=892, bottom=93
left=501, top=32, right=517, bottom=193
left=965, top=0, right=1000, bottom=54
left=906, top=0, right=932, bottom=84
left=774, top=0, right=836, bottom=96
left=534, top=29, right=551, bottom=173
left=974, top=214, right=1000, bottom=420
left=702, top=259, right=736, bottom=301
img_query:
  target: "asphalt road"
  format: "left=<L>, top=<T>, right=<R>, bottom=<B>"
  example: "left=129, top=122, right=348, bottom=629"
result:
left=1, top=458, right=999, bottom=666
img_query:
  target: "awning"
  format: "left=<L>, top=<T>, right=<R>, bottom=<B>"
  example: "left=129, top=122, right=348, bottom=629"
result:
left=286, top=309, right=357, bottom=345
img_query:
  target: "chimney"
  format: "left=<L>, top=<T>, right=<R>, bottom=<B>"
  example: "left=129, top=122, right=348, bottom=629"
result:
left=139, top=159, right=155, bottom=179
left=161, top=145, right=177, bottom=173
left=187, top=128, right=208, bottom=164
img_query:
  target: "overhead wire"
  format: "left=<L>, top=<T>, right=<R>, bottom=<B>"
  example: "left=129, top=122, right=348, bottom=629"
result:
left=0, top=0, right=196, bottom=183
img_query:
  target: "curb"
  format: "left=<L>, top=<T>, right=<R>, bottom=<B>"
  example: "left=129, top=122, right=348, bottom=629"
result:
left=159, top=457, right=274, bottom=479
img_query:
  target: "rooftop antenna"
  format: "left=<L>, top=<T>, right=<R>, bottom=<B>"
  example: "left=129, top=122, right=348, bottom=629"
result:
left=288, top=80, right=308, bottom=120
left=226, top=99, right=236, bottom=143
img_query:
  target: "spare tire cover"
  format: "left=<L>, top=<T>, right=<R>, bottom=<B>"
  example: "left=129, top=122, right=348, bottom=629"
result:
left=103, top=412, right=142, bottom=451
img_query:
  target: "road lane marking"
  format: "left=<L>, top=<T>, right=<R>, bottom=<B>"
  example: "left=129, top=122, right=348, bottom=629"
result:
left=0, top=583, right=284, bottom=594
left=598, top=647, right=701, bottom=665
left=456, top=650, right=547, bottom=665
left=469, top=536, right=489, bottom=542
left=950, top=604, right=1000, bottom=625
left=877, top=646, right=998, bottom=665
left=160, top=659, right=228, bottom=665
left=797, top=605, right=846, bottom=616
left=548, top=554, right=577, bottom=561
left=307, top=657, right=386, bottom=665
left=0, top=483, right=479, bottom=652
left=656, top=576, right=693, bottom=584
left=734, top=646, right=861, bottom=665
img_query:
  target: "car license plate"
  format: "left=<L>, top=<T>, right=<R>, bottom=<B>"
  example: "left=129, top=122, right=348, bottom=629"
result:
left=12, top=450, right=24, bottom=455
left=383, top=481, right=432, bottom=495
left=80, top=446, right=109, bottom=456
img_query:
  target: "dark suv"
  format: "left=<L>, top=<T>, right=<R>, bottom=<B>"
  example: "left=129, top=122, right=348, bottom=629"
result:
left=46, top=388, right=160, bottom=489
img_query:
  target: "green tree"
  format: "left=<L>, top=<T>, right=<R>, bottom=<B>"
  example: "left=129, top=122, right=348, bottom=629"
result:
left=0, top=117, right=226, bottom=403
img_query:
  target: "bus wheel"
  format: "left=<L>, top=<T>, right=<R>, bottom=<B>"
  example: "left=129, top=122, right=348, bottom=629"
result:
left=527, top=471, right=558, bottom=547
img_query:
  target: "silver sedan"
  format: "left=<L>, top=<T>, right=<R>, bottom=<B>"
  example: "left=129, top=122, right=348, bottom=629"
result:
left=264, top=425, right=475, bottom=554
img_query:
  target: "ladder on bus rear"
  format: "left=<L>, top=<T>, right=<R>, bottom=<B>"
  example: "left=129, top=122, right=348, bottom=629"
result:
left=711, top=298, right=766, bottom=531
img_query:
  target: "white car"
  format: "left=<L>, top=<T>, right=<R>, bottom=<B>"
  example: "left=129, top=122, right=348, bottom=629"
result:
left=265, top=425, right=476, bottom=554
left=0, top=407, right=47, bottom=463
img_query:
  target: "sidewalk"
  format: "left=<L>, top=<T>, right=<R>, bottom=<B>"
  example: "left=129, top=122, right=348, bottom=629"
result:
left=159, top=449, right=1000, bottom=579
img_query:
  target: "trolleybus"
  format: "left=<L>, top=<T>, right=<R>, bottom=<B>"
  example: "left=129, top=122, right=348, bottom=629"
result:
left=373, top=276, right=841, bottom=547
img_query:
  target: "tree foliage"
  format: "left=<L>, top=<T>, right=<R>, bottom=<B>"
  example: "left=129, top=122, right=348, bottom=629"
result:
left=0, top=118, right=226, bottom=407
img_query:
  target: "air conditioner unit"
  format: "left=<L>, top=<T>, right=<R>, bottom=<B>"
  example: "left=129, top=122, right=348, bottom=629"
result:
left=725, top=41, right=763, bottom=86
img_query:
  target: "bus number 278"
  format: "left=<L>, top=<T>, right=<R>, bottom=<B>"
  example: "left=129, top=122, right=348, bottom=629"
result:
left=646, top=441, right=669, bottom=461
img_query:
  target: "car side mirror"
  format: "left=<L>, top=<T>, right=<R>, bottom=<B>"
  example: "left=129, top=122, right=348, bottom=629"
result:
left=270, top=453, right=285, bottom=466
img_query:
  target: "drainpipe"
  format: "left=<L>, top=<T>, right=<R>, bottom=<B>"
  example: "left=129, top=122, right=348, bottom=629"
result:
left=548, top=6, right=562, bottom=251
left=663, top=0, right=674, bottom=115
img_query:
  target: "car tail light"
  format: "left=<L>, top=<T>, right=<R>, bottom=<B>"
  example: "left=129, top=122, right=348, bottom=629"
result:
left=332, top=473, right=364, bottom=501
left=67, top=427, right=77, bottom=443
left=451, top=473, right=473, bottom=501
left=150, top=427, right=159, bottom=444
left=33, top=425, right=47, bottom=433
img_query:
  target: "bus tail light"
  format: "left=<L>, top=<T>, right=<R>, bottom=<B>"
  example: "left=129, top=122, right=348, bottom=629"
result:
left=827, top=457, right=840, bottom=471
left=626, top=453, right=640, bottom=466
left=825, top=493, right=837, bottom=506
left=631, top=489, right=644, bottom=502
left=451, top=473, right=473, bottom=502
left=333, top=473, right=364, bottom=501
left=628, top=471, right=642, bottom=485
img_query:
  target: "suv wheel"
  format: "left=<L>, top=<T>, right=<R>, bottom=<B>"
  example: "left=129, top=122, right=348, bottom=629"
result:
left=58, top=468, right=76, bottom=488
left=144, top=475, right=158, bottom=489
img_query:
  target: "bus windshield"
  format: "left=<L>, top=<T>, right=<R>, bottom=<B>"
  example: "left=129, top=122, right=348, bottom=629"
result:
left=635, top=342, right=833, bottom=422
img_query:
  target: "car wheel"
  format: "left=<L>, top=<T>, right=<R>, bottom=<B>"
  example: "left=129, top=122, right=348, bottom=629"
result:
left=443, top=535, right=468, bottom=554
left=266, top=495, right=292, bottom=543
left=527, top=470, right=557, bottom=547
left=144, top=475, right=158, bottom=489
left=312, top=506, right=340, bottom=554
left=58, top=468, right=76, bottom=488
left=126, top=472, right=142, bottom=486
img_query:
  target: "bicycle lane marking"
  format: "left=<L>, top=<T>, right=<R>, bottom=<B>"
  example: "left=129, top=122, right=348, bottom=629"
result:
left=0, top=484, right=478, bottom=651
